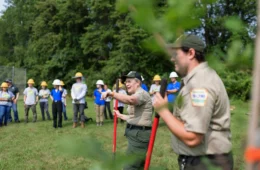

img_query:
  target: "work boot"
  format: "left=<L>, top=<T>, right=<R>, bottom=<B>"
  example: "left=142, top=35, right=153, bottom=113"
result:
left=73, top=122, right=77, bottom=128
left=81, top=122, right=85, bottom=128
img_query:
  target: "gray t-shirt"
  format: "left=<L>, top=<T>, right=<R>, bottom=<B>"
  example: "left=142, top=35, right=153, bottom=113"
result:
left=62, top=89, right=67, bottom=103
left=23, top=87, right=38, bottom=105
left=0, top=91, right=14, bottom=106
left=39, top=89, right=50, bottom=102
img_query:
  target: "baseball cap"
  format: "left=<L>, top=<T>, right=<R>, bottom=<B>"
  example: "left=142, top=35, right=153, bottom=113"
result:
left=122, top=71, right=142, bottom=83
left=5, top=79, right=12, bottom=83
left=167, top=34, right=205, bottom=53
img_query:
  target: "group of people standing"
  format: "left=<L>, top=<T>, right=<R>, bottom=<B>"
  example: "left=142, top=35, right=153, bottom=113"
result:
left=0, top=72, right=87, bottom=129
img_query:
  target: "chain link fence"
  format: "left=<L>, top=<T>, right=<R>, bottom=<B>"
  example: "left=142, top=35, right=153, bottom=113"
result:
left=0, top=66, right=26, bottom=93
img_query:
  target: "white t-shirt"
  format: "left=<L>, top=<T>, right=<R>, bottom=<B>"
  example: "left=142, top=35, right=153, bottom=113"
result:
left=105, top=89, right=112, bottom=102
left=114, top=89, right=127, bottom=107
left=149, top=84, right=161, bottom=103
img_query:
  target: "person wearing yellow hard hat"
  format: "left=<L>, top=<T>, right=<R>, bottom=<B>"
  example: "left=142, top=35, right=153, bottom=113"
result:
left=23, top=79, right=39, bottom=123
left=149, top=75, right=161, bottom=103
left=113, top=82, right=127, bottom=123
left=60, top=80, right=68, bottom=121
left=0, top=82, right=15, bottom=127
left=71, top=72, right=87, bottom=128
left=5, top=79, right=20, bottom=123
left=39, top=81, right=51, bottom=121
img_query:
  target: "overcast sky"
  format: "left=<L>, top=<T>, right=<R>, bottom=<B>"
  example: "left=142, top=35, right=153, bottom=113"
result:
left=0, top=0, right=7, bottom=16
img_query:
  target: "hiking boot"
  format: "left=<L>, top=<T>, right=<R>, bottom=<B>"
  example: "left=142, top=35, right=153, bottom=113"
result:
left=81, top=122, right=85, bottom=128
left=73, top=122, right=77, bottom=128
left=100, top=122, right=103, bottom=126
left=96, top=123, right=100, bottom=126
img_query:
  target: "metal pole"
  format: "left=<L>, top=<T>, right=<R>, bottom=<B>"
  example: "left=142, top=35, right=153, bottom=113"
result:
left=12, top=66, right=15, bottom=82
left=246, top=0, right=260, bottom=169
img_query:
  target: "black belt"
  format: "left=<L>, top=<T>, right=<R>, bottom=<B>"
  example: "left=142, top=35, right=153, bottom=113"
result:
left=126, top=124, right=151, bottom=130
left=179, top=153, right=231, bottom=159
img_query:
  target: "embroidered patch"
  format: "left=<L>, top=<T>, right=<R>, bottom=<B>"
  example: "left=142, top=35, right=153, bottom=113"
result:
left=190, top=89, right=208, bottom=107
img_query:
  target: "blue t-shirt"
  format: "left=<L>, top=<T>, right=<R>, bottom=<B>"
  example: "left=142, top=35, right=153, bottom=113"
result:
left=51, top=89, right=63, bottom=101
left=167, top=81, right=181, bottom=103
left=141, top=84, right=148, bottom=92
left=94, top=89, right=106, bottom=105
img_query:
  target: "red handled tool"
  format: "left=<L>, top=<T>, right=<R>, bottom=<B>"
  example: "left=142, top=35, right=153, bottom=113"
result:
left=144, top=78, right=168, bottom=170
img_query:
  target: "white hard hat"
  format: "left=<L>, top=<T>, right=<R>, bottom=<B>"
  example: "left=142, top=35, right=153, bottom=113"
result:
left=169, top=72, right=178, bottom=78
left=96, top=80, right=104, bottom=85
left=52, top=79, right=61, bottom=86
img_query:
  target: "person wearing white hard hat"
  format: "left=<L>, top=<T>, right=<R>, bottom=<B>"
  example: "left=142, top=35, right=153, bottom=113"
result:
left=71, top=72, right=87, bottom=128
left=166, top=72, right=181, bottom=104
left=94, top=80, right=106, bottom=126
left=50, top=79, right=63, bottom=128
left=23, top=79, right=39, bottom=123
left=39, top=81, right=51, bottom=121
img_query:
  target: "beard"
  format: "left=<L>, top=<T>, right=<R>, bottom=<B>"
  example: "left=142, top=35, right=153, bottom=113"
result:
left=174, top=63, right=188, bottom=78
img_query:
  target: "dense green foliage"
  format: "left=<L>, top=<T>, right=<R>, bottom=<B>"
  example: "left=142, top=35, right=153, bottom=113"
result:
left=0, top=0, right=256, bottom=99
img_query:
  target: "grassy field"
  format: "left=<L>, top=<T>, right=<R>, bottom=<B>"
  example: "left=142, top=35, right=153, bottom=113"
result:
left=0, top=98, right=249, bottom=170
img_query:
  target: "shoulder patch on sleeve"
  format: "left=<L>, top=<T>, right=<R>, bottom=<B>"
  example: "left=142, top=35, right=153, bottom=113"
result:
left=190, top=88, right=208, bottom=107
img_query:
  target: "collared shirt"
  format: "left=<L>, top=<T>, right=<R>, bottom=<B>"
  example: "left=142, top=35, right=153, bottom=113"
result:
left=171, top=62, right=232, bottom=155
left=167, top=81, right=181, bottom=103
left=50, top=89, right=63, bottom=101
left=0, top=91, right=14, bottom=106
left=71, top=82, right=87, bottom=104
left=39, top=89, right=50, bottom=102
left=94, top=89, right=106, bottom=105
left=127, top=87, right=153, bottom=127
left=23, top=87, right=38, bottom=105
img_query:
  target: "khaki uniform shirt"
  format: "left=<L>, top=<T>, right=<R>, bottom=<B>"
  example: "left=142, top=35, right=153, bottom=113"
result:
left=171, top=62, right=232, bottom=155
left=126, top=87, right=153, bottom=127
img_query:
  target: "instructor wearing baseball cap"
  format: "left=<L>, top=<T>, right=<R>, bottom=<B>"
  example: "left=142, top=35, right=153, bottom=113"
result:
left=154, top=34, right=233, bottom=170
left=102, top=71, right=153, bottom=170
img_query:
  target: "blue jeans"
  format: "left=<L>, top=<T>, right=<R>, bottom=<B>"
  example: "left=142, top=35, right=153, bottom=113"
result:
left=8, top=103, right=19, bottom=122
left=0, top=105, right=10, bottom=126
left=62, top=102, right=68, bottom=120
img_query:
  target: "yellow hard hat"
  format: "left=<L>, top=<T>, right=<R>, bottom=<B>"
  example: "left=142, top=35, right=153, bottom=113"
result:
left=27, top=79, right=35, bottom=84
left=119, top=82, right=124, bottom=88
left=153, top=75, right=161, bottom=81
left=1, top=82, right=8, bottom=88
left=73, top=72, right=83, bottom=78
left=60, top=80, right=65, bottom=86
left=41, top=81, right=48, bottom=86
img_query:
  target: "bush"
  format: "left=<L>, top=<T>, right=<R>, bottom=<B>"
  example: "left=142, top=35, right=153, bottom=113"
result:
left=219, top=70, right=252, bottom=101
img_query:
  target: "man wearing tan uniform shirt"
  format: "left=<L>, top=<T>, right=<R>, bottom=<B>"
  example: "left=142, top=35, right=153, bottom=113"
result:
left=102, top=71, right=152, bottom=170
left=153, top=34, right=233, bottom=170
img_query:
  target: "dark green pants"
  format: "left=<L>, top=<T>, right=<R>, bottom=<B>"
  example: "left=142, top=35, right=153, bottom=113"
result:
left=178, top=152, right=233, bottom=170
left=124, top=126, right=151, bottom=170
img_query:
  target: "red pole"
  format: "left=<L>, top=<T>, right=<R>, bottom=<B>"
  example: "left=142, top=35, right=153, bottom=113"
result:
left=113, top=99, right=119, bottom=159
left=144, top=115, right=159, bottom=170
left=113, top=79, right=120, bottom=160
left=144, top=78, right=167, bottom=170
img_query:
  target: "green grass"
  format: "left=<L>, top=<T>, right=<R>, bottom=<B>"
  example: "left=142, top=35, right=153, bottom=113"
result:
left=0, top=98, right=249, bottom=170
